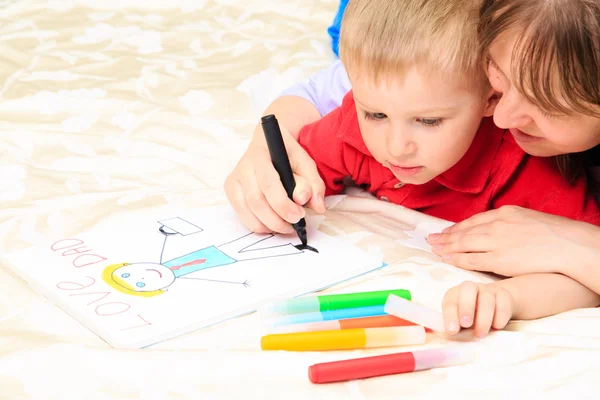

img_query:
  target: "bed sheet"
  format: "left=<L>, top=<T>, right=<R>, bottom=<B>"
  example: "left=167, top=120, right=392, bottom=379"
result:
left=1, top=1, right=599, bottom=399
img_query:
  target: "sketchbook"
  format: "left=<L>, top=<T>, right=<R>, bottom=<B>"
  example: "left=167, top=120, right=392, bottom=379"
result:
left=2, top=205, right=384, bottom=348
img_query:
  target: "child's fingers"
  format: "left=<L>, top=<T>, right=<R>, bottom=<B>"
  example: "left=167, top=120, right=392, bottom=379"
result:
left=225, top=178, right=273, bottom=233
left=456, top=281, right=478, bottom=328
left=492, top=289, right=514, bottom=330
left=290, top=142, right=327, bottom=213
left=441, top=287, right=461, bottom=334
left=307, top=178, right=327, bottom=214
left=292, top=175, right=315, bottom=206
left=473, top=291, right=496, bottom=338
left=245, top=167, right=299, bottom=232
left=294, top=174, right=327, bottom=214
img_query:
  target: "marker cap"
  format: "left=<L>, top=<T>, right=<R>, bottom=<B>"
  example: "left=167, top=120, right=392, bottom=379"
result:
left=384, top=294, right=445, bottom=332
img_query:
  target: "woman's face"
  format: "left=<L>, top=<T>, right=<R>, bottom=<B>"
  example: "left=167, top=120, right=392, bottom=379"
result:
left=487, top=33, right=600, bottom=157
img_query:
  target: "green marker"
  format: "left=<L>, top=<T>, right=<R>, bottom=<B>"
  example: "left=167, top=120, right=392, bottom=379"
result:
left=264, top=289, right=412, bottom=316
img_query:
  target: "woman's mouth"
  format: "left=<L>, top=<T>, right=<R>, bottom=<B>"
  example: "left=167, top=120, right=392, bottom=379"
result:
left=509, top=128, right=543, bottom=143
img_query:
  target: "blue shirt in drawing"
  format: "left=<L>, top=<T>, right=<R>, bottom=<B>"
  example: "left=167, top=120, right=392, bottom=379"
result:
left=163, top=246, right=236, bottom=278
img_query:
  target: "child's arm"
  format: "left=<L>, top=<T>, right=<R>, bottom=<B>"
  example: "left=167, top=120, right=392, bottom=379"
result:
left=442, top=273, right=600, bottom=337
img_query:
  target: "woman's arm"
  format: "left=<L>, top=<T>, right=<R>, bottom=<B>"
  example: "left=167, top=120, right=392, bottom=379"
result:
left=430, top=206, right=600, bottom=294
left=557, top=223, right=600, bottom=295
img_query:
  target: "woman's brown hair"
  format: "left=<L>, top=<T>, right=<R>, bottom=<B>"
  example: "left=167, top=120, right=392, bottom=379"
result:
left=479, top=0, right=600, bottom=181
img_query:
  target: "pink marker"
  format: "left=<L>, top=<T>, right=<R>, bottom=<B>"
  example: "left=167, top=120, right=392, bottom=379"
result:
left=384, top=294, right=445, bottom=332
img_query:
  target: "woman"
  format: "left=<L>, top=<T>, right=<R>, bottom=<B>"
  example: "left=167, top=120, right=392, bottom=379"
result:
left=224, top=0, right=600, bottom=297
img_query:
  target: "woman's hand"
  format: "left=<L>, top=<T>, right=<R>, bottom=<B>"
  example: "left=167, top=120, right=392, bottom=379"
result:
left=428, top=206, right=600, bottom=279
left=224, top=124, right=326, bottom=234
left=442, top=281, right=515, bottom=337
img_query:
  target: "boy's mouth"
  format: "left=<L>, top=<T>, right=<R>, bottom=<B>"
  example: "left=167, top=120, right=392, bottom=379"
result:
left=387, top=162, right=423, bottom=177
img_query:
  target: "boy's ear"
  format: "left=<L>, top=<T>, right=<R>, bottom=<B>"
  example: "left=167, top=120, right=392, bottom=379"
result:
left=483, top=88, right=500, bottom=117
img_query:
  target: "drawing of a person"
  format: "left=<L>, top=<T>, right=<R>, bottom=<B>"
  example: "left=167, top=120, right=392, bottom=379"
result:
left=102, top=219, right=308, bottom=297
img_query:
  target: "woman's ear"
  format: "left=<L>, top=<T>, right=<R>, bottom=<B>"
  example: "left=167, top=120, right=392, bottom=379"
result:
left=483, top=87, right=500, bottom=117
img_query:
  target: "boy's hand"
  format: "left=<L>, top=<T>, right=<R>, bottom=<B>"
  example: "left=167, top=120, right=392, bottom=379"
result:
left=224, top=125, right=326, bottom=234
left=442, top=281, right=516, bottom=338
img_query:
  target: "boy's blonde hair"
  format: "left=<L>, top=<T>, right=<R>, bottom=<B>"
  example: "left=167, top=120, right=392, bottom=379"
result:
left=340, top=0, right=486, bottom=87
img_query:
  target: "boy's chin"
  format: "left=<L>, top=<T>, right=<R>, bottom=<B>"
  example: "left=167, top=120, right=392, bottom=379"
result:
left=391, top=173, right=434, bottom=186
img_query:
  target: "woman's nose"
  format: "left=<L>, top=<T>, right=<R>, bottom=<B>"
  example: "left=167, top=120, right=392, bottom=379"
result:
left=492, top=89, right=535, bottom=129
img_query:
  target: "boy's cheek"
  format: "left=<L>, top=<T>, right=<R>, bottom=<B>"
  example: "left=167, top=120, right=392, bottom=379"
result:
left=361, top=129, right=384, bottom=158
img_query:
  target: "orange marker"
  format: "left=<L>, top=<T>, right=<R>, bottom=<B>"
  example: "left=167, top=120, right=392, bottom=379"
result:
left=261, top=326, right=426, bottom=351
left=265, top=315, right=432, bottom=334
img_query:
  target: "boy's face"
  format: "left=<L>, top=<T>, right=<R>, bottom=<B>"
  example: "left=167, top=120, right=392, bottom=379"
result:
left=351, top=65, right=495, bottom=185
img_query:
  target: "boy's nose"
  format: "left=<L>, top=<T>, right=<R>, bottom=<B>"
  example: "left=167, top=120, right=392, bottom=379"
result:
left=387, top=130, right=416, bottom=158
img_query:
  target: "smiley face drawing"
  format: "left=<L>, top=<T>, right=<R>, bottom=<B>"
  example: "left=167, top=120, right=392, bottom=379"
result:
left=102, top=218, right=311, bottom=297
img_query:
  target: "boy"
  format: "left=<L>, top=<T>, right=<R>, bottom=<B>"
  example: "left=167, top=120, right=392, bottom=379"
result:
left=298, top=0, right=600, bottom=225
left=296, top=0, right=600, bottom=337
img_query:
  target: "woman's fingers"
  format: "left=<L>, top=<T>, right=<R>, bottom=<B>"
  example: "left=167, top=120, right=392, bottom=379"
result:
left=431, top=232, right=495, bottom=255
left=440, top=209, right=503, bottom=234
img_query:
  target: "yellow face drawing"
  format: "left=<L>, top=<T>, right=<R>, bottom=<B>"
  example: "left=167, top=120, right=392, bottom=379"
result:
left=102, top=263, right=175, bottom=297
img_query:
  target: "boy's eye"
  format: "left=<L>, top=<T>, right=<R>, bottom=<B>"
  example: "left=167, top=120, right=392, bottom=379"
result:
left=417, top=117, right=442, bottom=127
left=365, top=112, right=387, bottom=121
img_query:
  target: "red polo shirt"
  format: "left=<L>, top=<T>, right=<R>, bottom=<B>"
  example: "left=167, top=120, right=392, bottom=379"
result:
left=298, top=91, right=600, bottom=224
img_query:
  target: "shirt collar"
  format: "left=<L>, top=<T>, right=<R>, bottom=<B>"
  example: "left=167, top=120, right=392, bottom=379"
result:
left=338, top=92, right=373, bottom=155
left=434, top=117, right=506, bottom=194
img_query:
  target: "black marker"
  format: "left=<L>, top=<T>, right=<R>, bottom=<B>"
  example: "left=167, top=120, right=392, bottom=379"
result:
left=261, top=114, right=309, bottom=247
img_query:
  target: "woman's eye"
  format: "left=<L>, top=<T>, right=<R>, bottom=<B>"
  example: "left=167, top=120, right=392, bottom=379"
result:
left=121, top=273, right=130, bottom=278
left=136, top=282, right=146, bottom=288
left=536, top=107, right=559, bottom=118
left=365, top=112, right=387, bottom=121
left=417, top=118, right=442, bottom=127
left=487, top=56, right=500, bottom=71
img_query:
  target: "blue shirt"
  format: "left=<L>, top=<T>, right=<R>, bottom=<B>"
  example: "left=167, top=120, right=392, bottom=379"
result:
left=163, top=246, right=236, bottom=278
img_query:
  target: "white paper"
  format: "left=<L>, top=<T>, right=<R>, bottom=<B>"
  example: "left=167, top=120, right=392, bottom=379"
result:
left=396, top=220, right=454, bottom=251
left=2, top=205, right=383, bottom=348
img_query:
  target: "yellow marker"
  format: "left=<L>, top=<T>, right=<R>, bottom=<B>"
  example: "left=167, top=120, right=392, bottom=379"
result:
left=260, top=326, right=426, bottom=351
